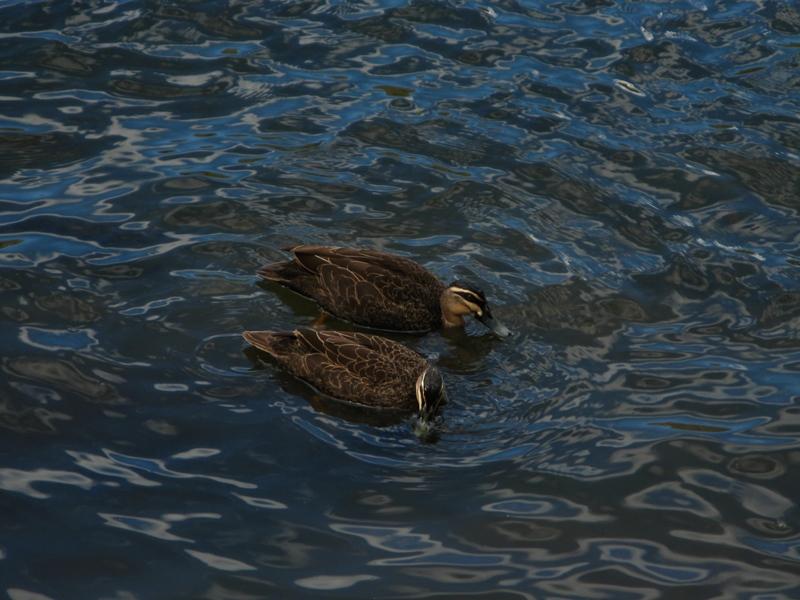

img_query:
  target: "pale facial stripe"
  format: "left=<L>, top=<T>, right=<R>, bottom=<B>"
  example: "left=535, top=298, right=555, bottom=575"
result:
left=462, top=300, right=482, bottom=316
left=449, top=287, right=484, bottom=304
left=450, top=287, right=484, bottom=317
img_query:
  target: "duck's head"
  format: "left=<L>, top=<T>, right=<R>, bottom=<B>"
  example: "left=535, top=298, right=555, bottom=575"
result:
left=415, top=365, right=446, bottom=424
left=441, top=281, right=511, bottom=337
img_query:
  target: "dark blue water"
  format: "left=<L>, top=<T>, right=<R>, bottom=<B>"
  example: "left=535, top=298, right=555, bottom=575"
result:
left=2, top=1, right=800, bottom=598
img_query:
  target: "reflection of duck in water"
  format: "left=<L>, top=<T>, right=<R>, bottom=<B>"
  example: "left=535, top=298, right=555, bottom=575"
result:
left=243, top=328, right=447, bottom=430
left=258, top=245, right=510, bottom=337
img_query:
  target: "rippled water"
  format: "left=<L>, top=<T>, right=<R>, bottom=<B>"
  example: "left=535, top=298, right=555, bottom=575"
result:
left=2, top=0, right=800, bottom=598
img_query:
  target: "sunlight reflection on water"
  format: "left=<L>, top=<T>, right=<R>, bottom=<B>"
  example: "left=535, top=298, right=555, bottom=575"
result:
left=0, top=0, right=799, bottom=598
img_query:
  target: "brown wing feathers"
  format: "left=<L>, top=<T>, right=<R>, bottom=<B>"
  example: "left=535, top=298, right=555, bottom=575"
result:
left=242, top=330, right=296, bottom=357
left=248, top=246, right=447, bottom=410
left=294, top=329, right=422, bottom=385
left=243, top=328, right=424, bottom=410
left=257, top=245, right=444, bottom=330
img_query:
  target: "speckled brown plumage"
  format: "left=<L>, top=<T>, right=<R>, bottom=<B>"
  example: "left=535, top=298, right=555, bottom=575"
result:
left=258, top=245, right=445, bottom=331
left=243, top=328, right=429, bottom=410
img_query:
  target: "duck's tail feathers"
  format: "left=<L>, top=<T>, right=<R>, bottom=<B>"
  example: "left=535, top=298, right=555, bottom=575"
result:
left=242, top=330, right=297, bottom=357
left=257, top=260, right=306, bottom=283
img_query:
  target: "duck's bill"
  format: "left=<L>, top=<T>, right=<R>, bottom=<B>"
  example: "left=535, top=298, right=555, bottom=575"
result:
left=412, top=417, right=440, bottom=443
left=477, top=313, right=511, bottom=337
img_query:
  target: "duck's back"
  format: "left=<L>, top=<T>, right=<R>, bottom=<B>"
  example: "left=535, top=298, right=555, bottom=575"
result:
left=259, top=246, right=445, bottom=331
left=244, top=328, right=427, bottom=410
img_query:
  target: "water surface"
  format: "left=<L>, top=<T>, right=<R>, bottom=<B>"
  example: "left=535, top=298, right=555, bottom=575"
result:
left=1, top=1, right=800, bottom=598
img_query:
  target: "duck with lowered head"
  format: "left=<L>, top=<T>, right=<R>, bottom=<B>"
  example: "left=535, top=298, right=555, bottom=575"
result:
left=258, top=245, right=511, bottom=337
left=243, top=327, right=446, bottom=434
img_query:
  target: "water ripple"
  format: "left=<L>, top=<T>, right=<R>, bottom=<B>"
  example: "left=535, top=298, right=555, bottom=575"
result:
left=1, top=0, right=800, bottom=598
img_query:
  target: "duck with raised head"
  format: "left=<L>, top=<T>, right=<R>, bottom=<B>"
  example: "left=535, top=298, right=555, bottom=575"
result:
left=258, top=245, right=511, bottom=336
left=243, top=328, right=446, bottom=427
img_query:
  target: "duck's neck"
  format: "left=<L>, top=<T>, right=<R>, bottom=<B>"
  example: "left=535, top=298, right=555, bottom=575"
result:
left=442, top=313, right=465, bottom=328
left=439, top=289, right=465, bottom=328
